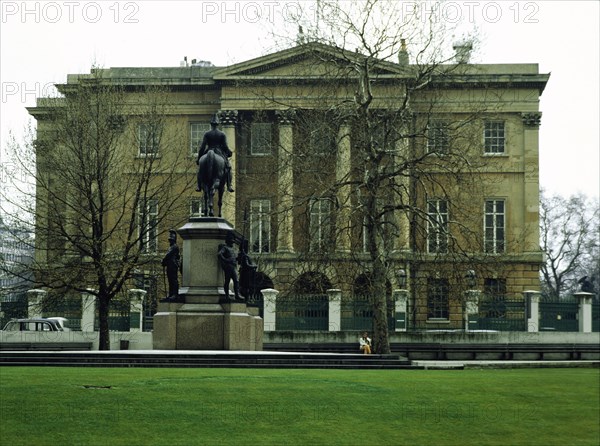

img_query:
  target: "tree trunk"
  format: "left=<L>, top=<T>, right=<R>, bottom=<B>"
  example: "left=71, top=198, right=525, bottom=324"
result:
left=97, top=295, right=110, bottom=350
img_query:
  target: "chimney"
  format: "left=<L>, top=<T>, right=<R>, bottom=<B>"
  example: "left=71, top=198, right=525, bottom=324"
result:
left=398, top=39, right=409, bottom=65
left=453, top=41, right=473, bottom=63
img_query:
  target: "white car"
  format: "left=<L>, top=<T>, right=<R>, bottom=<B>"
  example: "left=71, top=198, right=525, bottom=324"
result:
left=2, top=318, right=65, bottom=332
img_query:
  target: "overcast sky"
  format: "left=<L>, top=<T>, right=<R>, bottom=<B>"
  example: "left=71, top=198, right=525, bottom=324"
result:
left=1, top=0, right=598, bottom=200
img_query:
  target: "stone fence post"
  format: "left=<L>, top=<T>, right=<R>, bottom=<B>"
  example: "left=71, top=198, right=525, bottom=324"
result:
left=261, top=288, right=278, bottom=332
left=27, top=289, right=46, bottom=319
left=393, top=289, right=408, bottom=332
left=327, top=289, right=341, bottom=332
left=463, top=290, right=481, bottom=332
left=128, top=289, right=147, bottom=332
left=524, top=290, right=541, bottom=333
left=80, top=290, right=96, bottom=332
left=574, top=292, right=594, bottom=333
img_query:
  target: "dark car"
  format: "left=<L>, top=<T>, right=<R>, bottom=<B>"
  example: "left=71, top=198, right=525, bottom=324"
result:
left=2, top=318, right=65, bottom=332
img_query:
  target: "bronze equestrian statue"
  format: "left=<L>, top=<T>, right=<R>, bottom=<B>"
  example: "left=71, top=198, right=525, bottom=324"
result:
left=196, top=115, right=234, bottom=217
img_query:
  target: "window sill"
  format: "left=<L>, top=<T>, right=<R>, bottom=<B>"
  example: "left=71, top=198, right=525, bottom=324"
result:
left=426, top=319, right=450, bottom=324
left=482, top=153, right=508, bottom=157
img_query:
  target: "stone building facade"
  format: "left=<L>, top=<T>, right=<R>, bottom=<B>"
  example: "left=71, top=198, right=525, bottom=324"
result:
left=28, top=42, right=550, bottom=330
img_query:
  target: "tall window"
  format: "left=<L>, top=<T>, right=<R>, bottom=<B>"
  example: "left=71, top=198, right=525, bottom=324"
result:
left=309, top=198, right=331, bottom=251
left=250, top=199, right=271, bottom=253
left=427, top=199, right=449, bottom=253
left=361, top=199, right=391, bottom=253
left=427, top=120, right=450, bottom=154
left=190, top=122, right=210, bottom=156
left=484, top=121, right=505, bottom=154
left=427, top=278, right=449, bottom=320
left=138, top=123, right=160, bottom=156
left=138, top=199, right=158, bottom=254
left=484, top=278, right=506, bottom=298
left=484, top=199, right=505, bottom=253
left=251, top=123, right=272, bottom=155
left=190, top=198, right=203, bottom=218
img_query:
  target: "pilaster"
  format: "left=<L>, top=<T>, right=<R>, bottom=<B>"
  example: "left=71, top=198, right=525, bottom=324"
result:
left=521, top=112, right=542, bottom=254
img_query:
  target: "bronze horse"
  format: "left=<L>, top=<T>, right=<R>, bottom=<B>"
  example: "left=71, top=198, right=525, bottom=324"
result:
left=197, top=149, right=227, bottom=217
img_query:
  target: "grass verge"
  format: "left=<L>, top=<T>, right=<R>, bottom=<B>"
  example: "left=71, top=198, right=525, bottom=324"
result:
left=0, top=367, right=598, bottom=446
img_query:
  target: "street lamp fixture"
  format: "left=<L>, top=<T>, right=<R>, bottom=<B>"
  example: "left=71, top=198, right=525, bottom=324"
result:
left=465, top=269, right=476, bottom=289
left=398, top=269, right=407, bottom=289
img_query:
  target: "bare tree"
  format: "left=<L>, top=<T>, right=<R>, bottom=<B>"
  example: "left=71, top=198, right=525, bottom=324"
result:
left=1, top=69, right=192, bottom=349
left=540, top=190, right=600, bottom=298
left=245, top=0, right=507, bottom=353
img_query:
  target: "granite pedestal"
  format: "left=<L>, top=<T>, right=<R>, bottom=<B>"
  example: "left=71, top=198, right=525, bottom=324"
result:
left=153, top=218, right=263, bottom=350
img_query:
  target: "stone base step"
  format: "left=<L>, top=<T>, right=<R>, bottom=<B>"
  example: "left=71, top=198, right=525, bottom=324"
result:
left=0, top=351, right=414, bottom=369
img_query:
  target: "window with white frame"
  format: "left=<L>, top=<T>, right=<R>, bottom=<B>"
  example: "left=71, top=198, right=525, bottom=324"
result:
left=138, top=123, right=160, bottom=156
left=484, top=199, right=505, bottom=253
left=361, top=199, right=391, bottom=253
left=190, top=122, right=210, bottom=156
left=427, top=278, right=449, bottom=320
left=138, top=199, right=158, bottom=253
left=190, top=198, right=204, bottom=218
left=427, top=199, right=449, bottom=253
left=251, top=123, right=272, bottom=155
left=484, top=121, right=505, bottom=154
left=309, top=198, right=331, bottom=251
left=427, top=120, right=450, bottom=154
left=250, top=199, right=271, bottom=253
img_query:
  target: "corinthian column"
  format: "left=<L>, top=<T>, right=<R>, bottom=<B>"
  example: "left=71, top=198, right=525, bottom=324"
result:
left=275, top=109, right=295, bottom=253
left=218, top=110, right=238, bottom=225
left=336, top=120, right=352, bottom=253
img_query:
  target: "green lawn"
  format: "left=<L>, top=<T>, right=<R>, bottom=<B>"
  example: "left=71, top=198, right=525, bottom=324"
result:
left=0, top=367, right=598, bottom=446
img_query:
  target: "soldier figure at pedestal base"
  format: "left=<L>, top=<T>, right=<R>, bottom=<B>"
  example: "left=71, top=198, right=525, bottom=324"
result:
left=161, top=230, right=181, bottom=302
left=218, top=231, right=240, bottom=302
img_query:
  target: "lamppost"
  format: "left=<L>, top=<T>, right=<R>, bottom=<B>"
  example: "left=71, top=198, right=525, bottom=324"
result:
left=464, top=270, right=480, bottom=332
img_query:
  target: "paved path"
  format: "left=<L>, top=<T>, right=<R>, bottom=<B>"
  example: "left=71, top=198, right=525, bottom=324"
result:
left=412, top=359, right=600, bottom=369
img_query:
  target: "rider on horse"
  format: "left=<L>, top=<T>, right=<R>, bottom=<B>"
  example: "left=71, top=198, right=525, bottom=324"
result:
left=196, top=115, right=234, bottom=193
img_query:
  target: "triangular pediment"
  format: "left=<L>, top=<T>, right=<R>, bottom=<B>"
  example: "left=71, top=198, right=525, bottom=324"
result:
left=213, top=42, right=404, bottom=80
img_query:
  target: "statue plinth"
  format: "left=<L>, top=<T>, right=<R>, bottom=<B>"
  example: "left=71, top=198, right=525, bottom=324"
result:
left=152, top=218, right=263, bottom=350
